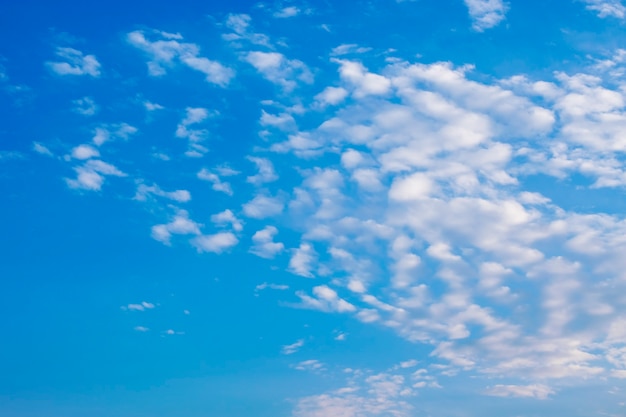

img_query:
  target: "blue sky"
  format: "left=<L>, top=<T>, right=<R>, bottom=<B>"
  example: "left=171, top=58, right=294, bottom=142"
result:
left=2, top=0, right=626, bottom=416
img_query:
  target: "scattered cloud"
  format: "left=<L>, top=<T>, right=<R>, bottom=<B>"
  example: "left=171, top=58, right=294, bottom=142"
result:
left=211, top=209, right=244, bottom=232
left=192, top=232, right=239, bottom=253
left=247, top=156, right=279, bottom=185
left=46, top=47, right=101, bottom=77
left=484, top=384, right=555, bottom=400
left=66, top=159, right=126, bottom=191
left=250, top=225, right=285, bottom=258
left=127, top=30, right=234, bottom=85
left=72, top=96, right=98, bottom=116
left=274, top=6, right=300, bottom=18
left=581, top=0, right=626, bottom=18
left=242, top=194, right=284, bottom=218
left=151, top=210, right=202, bottom=244
left=292, top=359, right=326, bottom=372
left=32, top=142, right=53, bottom=156
left=135, top=183, right=192, bottom=203
left=176, top=107, right=213, bottom=157
left=282, top=339, right=305, bottom=354
left=222, top=13, right=272, bottom=47
left=296, top=285, right=357, bottom=313
left=71, top=144, right=100, bottom=160
left=255, top=282, right=289, bottom=293
left=463, top=0, right=508, bottom=31
left=198, top=168, right=235, bottom=195
left=245, top=51, right=313, bottom=92
left=123, top=301, right=155, bottom=311
left=288, top=243, right=317, bottom=277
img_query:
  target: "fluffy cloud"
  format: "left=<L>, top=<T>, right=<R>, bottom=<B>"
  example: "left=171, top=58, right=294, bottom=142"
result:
left=127, top=30, right=234, bottom=85
left=288, top=243, right=318, bottom=277
left=71, top=144, right=100, bottom=160
left=192, top=232, right=239, bottom=253
left=176, top=107, right=213, bottom=157
left=211, top=209, right=244, bottom=232
left=47, top=47, right=101, bottom=77
left=198, top=168, right=235, bottom=195
left=247, top=156, right=279, bottom=185
left=250, top=226, right=284, bottom=258
left=463, top=0, right=508, bottom=31
left=66, top=160, right=126, bottom=190
left=151, top=210, right=201, bottom=244
left=248, top=53, right=626, bottom=390
left=245, top=51, right=313, bottom=92
left=242, top=194, right=284, bottom=218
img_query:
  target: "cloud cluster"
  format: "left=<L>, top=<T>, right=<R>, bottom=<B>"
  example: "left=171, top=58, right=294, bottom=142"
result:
left=127, top=30, right=234, bottom=85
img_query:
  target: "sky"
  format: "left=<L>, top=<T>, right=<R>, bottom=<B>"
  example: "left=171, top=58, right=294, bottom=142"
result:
left=1, top=0, right=626, bottom=416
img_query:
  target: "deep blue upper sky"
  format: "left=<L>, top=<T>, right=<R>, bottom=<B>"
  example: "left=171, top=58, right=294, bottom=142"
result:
left=2, top=1, right=626, bottom=416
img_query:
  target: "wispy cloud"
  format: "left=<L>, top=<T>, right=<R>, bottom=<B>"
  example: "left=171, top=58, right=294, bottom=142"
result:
left=127, top=30, right=234, bottom=85
left=581, top=0, right=626, bottom=18
left=47, top=47, right=101, bottom=77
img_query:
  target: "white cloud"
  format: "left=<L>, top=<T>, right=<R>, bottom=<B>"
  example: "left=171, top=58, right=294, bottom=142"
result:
left=151, top=210, right=202, bottom=244
left=197, top=168, right=234, bottom=195
left=176, top=107, right=212, bottom=156
left=289, top=243, right=318, bottom=277
left=222, top=13, right=272, bottom=47
left=255, top=282, right=289, bottom=293
left=245, top=51, right=313, bottom=92
left=192, top=232, right=239, bottom=253
left=135, top=183, right=191, bottom=203
left=247, top=53, right=626, bottom=389
left=463, top=0, right=508, bottom=31
left=242, top=194, right=284, bottom=218
left=274, top=6, right=300, bottom=18
left=123, top=301, right=155, bottom=311
left=71, top=144, right=100, bottom=160
left=144, top=101, right=164, bottom=111
left=33, top=142, right=53, bottom=156
left=484, top=384, right=555, bottom=400
left=247, top=156, right=278, bottom=185
left=163, top=329, right=185, bottom=336
left=92, top=123, right=137, bottom=146
left=333, top=59, right=391, bottom=98
left=581, top=0, right=626, bottom=18
left=293, top=372, right=412, bottom=417
left=260, top=109, right=297, bottom=129
left=66, top=160, right=126, bottom=191
left=250, top=226, right=285, bottom=258
left=46, top=47, right=101, bottom=77
left=293, top=359, right=326, bottom=372
left=296, top=285, right=357, bottom=313
left=72, top=96, right=98, bottom=116
left=133, top=326, right=150, bottom=332
left=127, top=30, right=234, bottom=85
left=330, top=44, right=373, bottom=56
left=282, top=339, right=305, bottom=354
left=211, top=209, right=243, bottom=232
left=315, top=86, right=349, bottom=107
